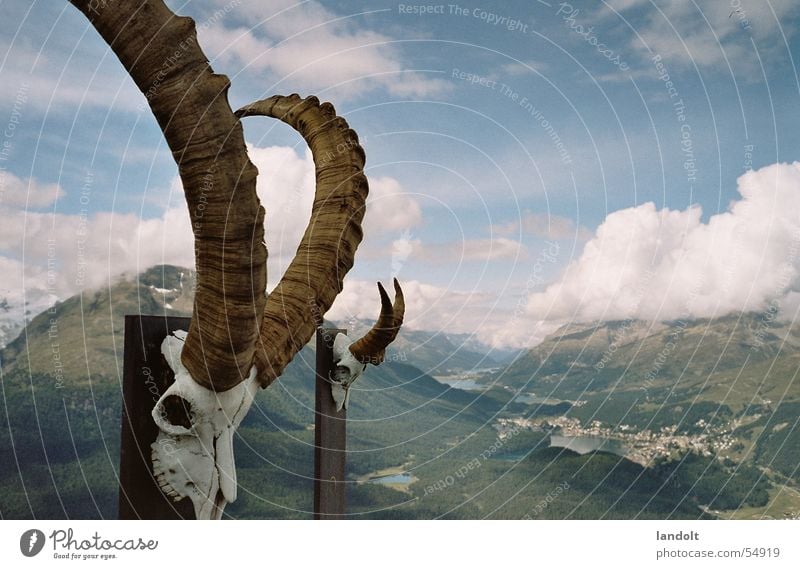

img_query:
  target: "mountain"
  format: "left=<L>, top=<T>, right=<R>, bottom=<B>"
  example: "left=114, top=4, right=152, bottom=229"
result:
left=0, top=265, right=786, bottom=519
left=0, top=289, right=58, bottom=350
left=489, top=315, right=800, bottom=491
left=0, top=265, right=497, bottom=381
left=0, top=265, right=525, bottom=519
left=1, top=265, right=195, bottom=381
left=499, top=314, right=800, bottom=404
left=341, top=319, right=499, bottom=374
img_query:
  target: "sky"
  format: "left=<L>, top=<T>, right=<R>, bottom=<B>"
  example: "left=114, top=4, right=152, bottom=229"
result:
left=1, top=0, right=800, bottom=351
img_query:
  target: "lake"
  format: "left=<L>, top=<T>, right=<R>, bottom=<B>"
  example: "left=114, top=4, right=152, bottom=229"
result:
left=368, top=473, right=416, bottom=485
left=434, top=377, right=486, bottom=391
left=514, top=393, right=568, bottom=405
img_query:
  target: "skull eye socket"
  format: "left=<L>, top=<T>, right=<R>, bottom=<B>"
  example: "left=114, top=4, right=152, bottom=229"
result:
left=332, top=366, right=350, bottom=383
left=161, top=394, right=194, bottom=429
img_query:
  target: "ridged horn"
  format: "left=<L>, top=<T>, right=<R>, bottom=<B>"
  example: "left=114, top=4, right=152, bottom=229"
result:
left=349, top=279, right=405, bottom=365
left=235, top=95, right=369, bottom=387
left=67, top=0, right=267, bottom=392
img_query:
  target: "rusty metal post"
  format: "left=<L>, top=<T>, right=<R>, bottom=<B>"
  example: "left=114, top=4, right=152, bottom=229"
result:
left=119, top=315, right=195, bottom=520
left=313, top=327, right=347, bottom=519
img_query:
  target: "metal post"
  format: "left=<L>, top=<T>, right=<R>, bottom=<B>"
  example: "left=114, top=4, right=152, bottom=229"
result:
left=313, top=327, right=347, bottom=519
left=119, top=315, right=195, bottom=520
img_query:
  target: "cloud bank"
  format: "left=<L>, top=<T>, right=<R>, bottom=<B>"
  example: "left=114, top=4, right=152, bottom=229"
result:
left=0, top=145, right=420, bottom=328
left=524, top=162, right=800, bottom=327
left=6, top=160, right=800, bottom=352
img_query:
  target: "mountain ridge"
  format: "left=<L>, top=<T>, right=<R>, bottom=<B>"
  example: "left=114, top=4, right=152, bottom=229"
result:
left=0, top=264, right=498, bottom=381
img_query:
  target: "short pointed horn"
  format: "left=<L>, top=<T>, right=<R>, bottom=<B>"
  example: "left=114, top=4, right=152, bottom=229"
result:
left=349, top=279, right=405, bottom=365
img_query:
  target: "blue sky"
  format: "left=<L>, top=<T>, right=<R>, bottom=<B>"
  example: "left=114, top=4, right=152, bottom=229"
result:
left=2, top=0, right=800, bottom=349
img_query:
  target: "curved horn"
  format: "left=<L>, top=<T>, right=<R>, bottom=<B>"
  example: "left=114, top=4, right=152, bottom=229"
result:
left=349, top=279, right=405, bottom=365
left=68, top=0, right=267, bottom=392
left=235, top=95, right=369, bottom=387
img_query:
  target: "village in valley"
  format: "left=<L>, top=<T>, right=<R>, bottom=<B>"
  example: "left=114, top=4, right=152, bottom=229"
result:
left=494, top=412, right=741, bottom=467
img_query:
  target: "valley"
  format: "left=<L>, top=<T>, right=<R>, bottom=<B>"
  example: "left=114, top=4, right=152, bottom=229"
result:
left=0, top=265, right=797, bottom=520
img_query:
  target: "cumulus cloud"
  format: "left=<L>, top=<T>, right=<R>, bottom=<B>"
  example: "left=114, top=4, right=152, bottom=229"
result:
left=250, top=146, right=422, bottom=277
left=0, top=145, right=421, bottom=308
left=0, top=206, right=196, bottom=299
left=327, top=276, right=563, bottom=352
left=362, top=176, right=423, bottom=234
left=11, top=160, right=800, bottom=354
left=524, top=162, right=800, bottom=325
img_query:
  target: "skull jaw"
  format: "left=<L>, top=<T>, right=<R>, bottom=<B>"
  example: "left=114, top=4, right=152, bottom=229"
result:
left=330, top=379, right=350, bottom=412
left=151, top=428, right=236, bottom=520
left=150, top=330, right=258, bottom=520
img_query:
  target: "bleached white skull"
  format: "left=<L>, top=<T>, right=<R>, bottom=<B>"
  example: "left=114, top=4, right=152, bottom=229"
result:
left=328, top=279, right=405, bottom=411
left=330, top=333, right=367, bottom=411
left=151, top=330, right=258, bottom=520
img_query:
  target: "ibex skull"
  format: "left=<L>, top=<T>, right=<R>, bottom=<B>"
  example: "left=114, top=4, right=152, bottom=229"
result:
left=330, top=279, right=405, bottom=411
left=150, top=330, right=258, bottom=520
left=50, top=0, right=406, bottom=521
left=137, top=94, right=408, bottom=519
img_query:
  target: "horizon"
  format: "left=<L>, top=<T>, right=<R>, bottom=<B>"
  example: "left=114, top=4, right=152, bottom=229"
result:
left=4, top=259, right=796, bottom=359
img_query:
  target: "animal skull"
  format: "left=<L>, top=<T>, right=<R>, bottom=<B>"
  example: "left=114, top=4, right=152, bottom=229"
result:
left=329, top=279, right=405, bottom=411
left=151, top=330, right=258, bottom=520
left=330, top=333, right=367, bottom=411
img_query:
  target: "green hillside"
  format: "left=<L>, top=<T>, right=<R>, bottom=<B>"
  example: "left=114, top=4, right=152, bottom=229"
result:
left=0, top=266, right=787, bottom=519
left=500, top=315, right=800, bottom=404
left=487, top=315, right=800, bottom=509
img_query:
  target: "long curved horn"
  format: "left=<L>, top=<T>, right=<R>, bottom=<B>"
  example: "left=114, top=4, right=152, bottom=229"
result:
left=349, top=279, right=405, bottom=365
left=235, top=95, right=369, bottom=387
left=68, top=0, right=267, bottom=392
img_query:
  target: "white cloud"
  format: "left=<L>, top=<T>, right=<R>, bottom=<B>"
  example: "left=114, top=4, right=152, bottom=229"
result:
left=0, top=172, right=64, bottom=209
left=207, top=160, right=800, bottom=351
left=523, top=162, right=800, bottom=325
left=249, top=145, right=422, bottom=278
left=363, top=176, right=423, bottom=234
left=0, top=145, right=421, bottom=308
left=197, top=1, right=448, bottom=99
left=0, top=207, right=196, bottom=299
left=379, top=236, right=527, bottom=265
left=0, top=40, right=142, bottom=113
left=483, top=317, right=563, bottom=353
left=327, top=277, right=493, bottom=334
left=327, top=276, right=561, bottom=352
left=623, top=0, right=798, bottom=73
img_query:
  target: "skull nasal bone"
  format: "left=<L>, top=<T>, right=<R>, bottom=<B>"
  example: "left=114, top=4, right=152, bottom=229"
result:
left=162, top=395, right=194, bottom=429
